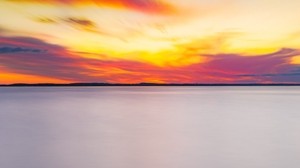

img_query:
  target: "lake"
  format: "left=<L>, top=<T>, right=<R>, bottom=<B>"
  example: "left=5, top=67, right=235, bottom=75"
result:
left=0, top=86, right=300, bottom=168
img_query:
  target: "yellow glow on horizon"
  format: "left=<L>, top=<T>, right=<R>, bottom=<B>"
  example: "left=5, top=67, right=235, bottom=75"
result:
left=0, top=72, right=71, bottom=84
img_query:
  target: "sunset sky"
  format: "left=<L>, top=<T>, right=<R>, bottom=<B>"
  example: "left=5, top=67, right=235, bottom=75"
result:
left=1, top=0, right=300, bottom=84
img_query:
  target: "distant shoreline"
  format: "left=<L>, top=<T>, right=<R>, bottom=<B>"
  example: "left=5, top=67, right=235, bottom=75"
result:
left=1, top=83, right=300, bottom=87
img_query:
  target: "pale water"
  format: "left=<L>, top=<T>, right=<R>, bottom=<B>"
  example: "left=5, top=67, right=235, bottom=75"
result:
left=0, top=87, right=300, bottom=168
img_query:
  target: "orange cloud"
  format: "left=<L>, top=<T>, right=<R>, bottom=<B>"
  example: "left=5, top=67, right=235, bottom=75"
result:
left=8, top=0, right=177, bottom=15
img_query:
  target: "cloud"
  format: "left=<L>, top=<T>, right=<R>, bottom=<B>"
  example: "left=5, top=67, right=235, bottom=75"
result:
left=0, top=35, right=203, bottom=83
left=63, top=17, right=95, bottom=27
left=237, top=70, right=300, bottom=83
left=203, top=48, right=299, bottom=74
left=239, top=73, right=300, bottom=77
left=63, top=17, right=100, bottom=33
left=34, top=17, right=110, bottom=35
left=1, top=34, right=300, bottom=84
left=0, top=36, right=65, bottom=50
left=0, top=46, right=45, bottom=54
left=182, top=48, right=300, bottom=83
left=35, top=17, right=57, bottom=24
left=0, top=35, right=167, bottom=83
left=0, top=35, right=87, bottom=81
left=8, top=0, right=177, bottom=15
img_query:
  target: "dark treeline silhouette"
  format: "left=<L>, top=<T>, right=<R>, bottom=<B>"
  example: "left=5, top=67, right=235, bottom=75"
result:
left=1, top=83, right=300, bottom=87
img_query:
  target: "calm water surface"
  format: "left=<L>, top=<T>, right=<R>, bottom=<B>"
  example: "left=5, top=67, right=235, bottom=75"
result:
left=0, top=86, right=300, bottom=168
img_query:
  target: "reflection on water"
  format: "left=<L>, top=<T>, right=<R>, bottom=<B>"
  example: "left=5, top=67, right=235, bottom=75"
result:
left=1, top=87, right=300, bottom=168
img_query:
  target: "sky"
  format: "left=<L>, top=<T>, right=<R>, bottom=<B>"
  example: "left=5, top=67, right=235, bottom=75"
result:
left=1, top=0, right=300, bottom=84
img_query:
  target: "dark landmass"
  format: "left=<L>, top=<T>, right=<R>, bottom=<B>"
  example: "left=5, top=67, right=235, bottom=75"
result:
left=1, top=83, right=300, bottom=87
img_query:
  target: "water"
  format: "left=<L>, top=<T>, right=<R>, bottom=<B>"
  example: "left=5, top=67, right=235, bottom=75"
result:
left=0, top=86, right=300, bottom=168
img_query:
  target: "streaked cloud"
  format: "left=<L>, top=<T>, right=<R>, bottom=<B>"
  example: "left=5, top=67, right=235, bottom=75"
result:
left=35, top=17, right=100, bottom=33
left=0, top=46, right=45, bottom=54
left=35, top=17, right=57, bottom=24
left=8, top=0, right=178, bottom=15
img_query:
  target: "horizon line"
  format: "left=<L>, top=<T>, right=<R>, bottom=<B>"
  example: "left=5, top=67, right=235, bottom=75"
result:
left=1, top=82, right=300, bottom=87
